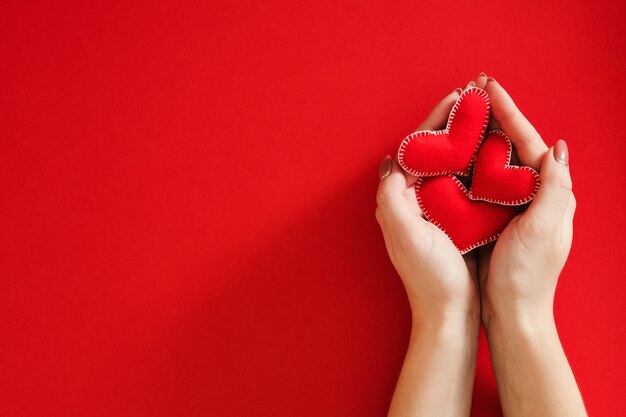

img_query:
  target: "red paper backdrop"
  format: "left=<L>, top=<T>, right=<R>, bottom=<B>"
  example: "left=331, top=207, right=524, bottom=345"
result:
left=1, top=1, right=625, bottom=416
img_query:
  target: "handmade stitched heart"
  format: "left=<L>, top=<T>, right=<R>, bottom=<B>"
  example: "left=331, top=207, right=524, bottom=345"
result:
left=398, top=87, right=490, bottom=177
left=469, top=130, right=540, bottom=205
left=416, top=175, right=522, bottom=254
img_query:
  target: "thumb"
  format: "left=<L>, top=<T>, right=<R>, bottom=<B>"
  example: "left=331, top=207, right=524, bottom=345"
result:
left=376, top=156, right=416, bottom=229
left=525, top=139, right=573, bottom=230
left=375, top=156, right=431, bottom=250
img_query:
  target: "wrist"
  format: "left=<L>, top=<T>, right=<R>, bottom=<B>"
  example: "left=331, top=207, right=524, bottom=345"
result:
left=481, top=292, right=554, bottom=331
left=409, top=292, right=481, bottom=326
left=482, top=303, right=556, bottom=340
left=409, top=310, right=481, bottom=370
left=412, top=308, right=481, bottom=339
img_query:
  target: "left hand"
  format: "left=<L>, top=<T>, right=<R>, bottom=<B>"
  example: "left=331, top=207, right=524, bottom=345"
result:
left=375, top=83, right=481, bottom=324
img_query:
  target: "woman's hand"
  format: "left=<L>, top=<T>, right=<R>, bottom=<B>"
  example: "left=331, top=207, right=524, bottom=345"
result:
left=475, top=76, right=586, bottom=417
left=378, top=83, right=484, bottom=417
left=376, top=84, right=481, bottom=326
left=477, top=78, right=576, bottom=328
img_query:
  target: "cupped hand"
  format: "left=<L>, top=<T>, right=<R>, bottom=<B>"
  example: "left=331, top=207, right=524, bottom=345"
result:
left=376, top=83, right=481, bottom=324
left=476, top=76, right=576, bottom=327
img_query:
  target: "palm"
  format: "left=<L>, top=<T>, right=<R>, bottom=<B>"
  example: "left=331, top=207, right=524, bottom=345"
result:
left=479, top=204, right=573, bottom=307
left=378, top=80, right=494, bottom=316
left=425, top=223, right=480, bottom=306
left=477, top=215, right=524, bottom=301
left=402, top=183, right=479, bottom=308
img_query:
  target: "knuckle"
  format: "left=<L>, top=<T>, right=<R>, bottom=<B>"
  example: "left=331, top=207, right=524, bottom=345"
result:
left=520, top=215, right=561, bottom=251
left=555, top=181, right=573, bottom=194
left=566, top=193, right=577, bottom=221
left=375, top=186, right=387, bottom=207
left=375, top=193, right=385, bottom=207
left=376, top=185, right=394, bottom=208
left=519, top=215, right=545, bottom=241
left=375, top=206, right=383, bottom=224
left=497, top=106, right=518, bottom=125
left=547, top=180, right=573, bottom=203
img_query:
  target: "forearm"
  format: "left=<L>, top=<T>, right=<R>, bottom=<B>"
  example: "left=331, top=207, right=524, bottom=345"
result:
left=485, top=312, right=587, bottom=417
left=388, top=312, right=480, bottom=417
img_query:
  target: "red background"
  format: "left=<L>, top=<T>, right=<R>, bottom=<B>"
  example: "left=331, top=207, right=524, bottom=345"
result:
left=1, top=1, right=625, bottom=416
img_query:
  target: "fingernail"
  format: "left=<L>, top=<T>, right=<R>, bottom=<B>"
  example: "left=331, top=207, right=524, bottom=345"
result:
left=486, top=76, right=496, bottom=83
left=379, top=155, right=393, bottom=180
left=553, top=139, right=569, bottom=166
left=454, top=88, right=463, bottom=95
left=478, top=72, right=487, bottom=78
left=467, top=81, right=476, bottom=87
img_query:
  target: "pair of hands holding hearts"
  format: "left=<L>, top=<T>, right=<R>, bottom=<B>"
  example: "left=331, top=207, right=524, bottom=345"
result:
left=398, top=86, right=541, bottom=254
left=375, top=74, right=576, bottom=326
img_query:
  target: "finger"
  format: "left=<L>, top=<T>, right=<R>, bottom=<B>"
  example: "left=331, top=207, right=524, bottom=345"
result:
left=481, top=73, right=501, bottom=131
left=488, top=115, right=502, bottom=131
left=561, top=193, right=576, bottom=243
left=416, top=88, right=462, bottom=131
left=475, top=72, right=488, bottom=89
left=404, top=184, right=424, bottom=217
left=564, top=192, right=577, bottom=223
left=405, top=173, right=418, bottom=187
left=376, top=158, right=428, bottom=231
left=523, top=140, right=573, bottom=232
left=463, top=80, right=476, bottom=91
left=485, top=78, right=548, bottom=170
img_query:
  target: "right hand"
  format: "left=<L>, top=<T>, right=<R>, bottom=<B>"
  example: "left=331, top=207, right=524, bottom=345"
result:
left=476, top=76, right=577, bottom=328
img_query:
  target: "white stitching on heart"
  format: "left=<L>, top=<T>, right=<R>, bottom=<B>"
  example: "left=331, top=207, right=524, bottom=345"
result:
left=397, top=87, right=490, bottom=177
left=415, top=175, right=509, bottom=254
left=467, top=130, right=541, bottom=206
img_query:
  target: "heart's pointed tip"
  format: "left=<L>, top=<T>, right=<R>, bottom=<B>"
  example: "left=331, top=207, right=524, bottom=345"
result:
left=418, top=174, right=522, bottom=255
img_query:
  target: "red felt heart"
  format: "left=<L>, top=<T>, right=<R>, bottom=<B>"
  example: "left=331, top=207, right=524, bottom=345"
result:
left=469, top=130, right=540, bottom=205
left=416, top=175, right=522, bottom=254
left=398, top=87, right=490, bottom=177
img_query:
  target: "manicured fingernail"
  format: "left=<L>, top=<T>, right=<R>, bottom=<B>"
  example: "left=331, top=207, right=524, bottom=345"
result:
left=478, top=72, right=487, bottom=78
left=553, top=139, right=569, bottom=166
left=467, top=81, right=476, bottom=87
left=486, top=76, right=496, bottom=83
left=379, top=155, right=392, bottom=180
left=454, top=88, right=463, bottom=95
